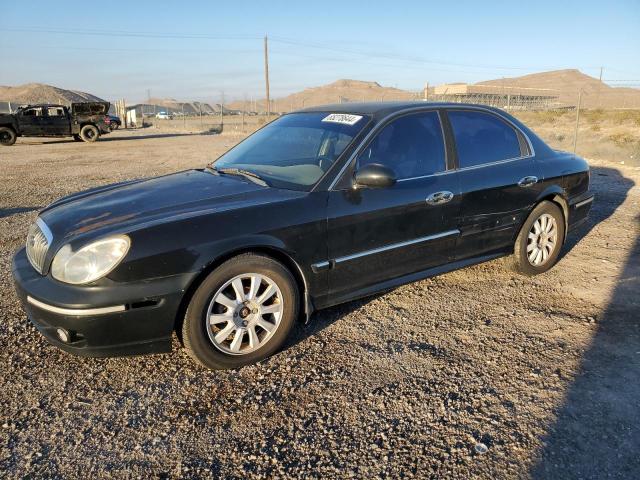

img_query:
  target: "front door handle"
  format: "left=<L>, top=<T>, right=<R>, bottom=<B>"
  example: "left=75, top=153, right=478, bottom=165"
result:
left=518, top=176, right=538, bottom=188
left=426, top=191, right=454, bottom=205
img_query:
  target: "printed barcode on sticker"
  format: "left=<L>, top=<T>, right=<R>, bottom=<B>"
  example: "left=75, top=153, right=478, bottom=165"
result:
left=321, top=113, right=363, bottom=126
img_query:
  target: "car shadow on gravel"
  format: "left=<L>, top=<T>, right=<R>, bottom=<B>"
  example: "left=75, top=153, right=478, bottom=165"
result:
left=18, top=132, right=203, bottom=145
left=286, top=293, right=388, bottom=351
left=289, top=166, right=634, bottom=360
left=0, top=206, right=42, bottom=219
left=559, top=165, right=634, bottom=262
left=532, top=169, right=640, bottom=478
left=98, top=132, right=206, bottom=142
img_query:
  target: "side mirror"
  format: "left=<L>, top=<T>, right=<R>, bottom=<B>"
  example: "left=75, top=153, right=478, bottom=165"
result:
left=354, top=163, right=397, bottom=188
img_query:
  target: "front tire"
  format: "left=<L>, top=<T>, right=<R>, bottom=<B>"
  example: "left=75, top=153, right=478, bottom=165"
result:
left=182, top=254, right=299, bottom=369
left=80, top=124, right=99, bottom=142
left=0, top=127, right=17, bottom=146
left=510, top=200, right=565, bottom=276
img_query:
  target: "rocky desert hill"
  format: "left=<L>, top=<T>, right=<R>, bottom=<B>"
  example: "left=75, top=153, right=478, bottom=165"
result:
left=232, top=71, right=639, bottom=111
left=479, top=69, right=640, bottom=108
left=145, top=98, right=219, bottom=115
left=229, top=79, right=419, bottom=112
left=0, top=83, right=105, bottom=106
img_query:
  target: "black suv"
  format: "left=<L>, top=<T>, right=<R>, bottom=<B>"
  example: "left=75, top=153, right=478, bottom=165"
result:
left=0, top=102, right=111, bottom=145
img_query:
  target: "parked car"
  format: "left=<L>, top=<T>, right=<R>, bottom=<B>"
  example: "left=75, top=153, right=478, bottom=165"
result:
left=12, top=103, right=593, bottom=369
left=155, top=111, right=173, bottom=120
left=0, top=102, right=111, bottom=145
left=106, top=114, right=121, bottom=130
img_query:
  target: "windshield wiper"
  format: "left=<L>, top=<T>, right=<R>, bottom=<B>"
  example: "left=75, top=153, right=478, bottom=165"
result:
left=208, top=166, right=268, bottom=186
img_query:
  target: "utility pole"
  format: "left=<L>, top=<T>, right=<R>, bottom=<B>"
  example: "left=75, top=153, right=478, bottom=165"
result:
left=573, top=89, right=583, bottom=153
left=598, top=66, right=604, bottom=108
left=264, top=35, right=270, bottom=119
left=219, top=91, right=225, bottom=130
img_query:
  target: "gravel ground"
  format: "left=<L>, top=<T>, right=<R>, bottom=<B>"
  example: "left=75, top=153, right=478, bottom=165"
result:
left=1, top=130, right=639, bottom=479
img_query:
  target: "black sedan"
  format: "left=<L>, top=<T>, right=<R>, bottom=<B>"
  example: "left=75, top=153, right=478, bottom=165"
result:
left=12, top=102, right=594, bottom=369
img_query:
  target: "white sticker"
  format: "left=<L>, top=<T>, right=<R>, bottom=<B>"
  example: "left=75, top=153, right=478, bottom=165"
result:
left=321, top=113, right=363, bottom=126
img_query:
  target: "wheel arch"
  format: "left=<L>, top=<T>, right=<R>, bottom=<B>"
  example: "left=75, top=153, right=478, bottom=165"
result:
left=173, top=245, right=312, bottom=343
left=0, top=124, right=19, bottom=144
left=536, top=187, right=569, bottom=244
left=512, top=186, right=569, bottom=249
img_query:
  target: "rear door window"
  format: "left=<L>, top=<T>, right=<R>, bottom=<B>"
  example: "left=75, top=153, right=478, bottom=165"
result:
left=47, top=107, right=65, bottom=116
left=357, top=111, right=446, bottom=179
left=22, top=107, right=43, bottom=117
left=448, top=110, right=522, bottom=168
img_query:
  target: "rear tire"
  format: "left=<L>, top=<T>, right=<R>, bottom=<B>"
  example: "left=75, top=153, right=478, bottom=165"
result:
left=182, top=254, right=299, bottom=370
left=80, top=124, right=99, bottom=142
left=0, top=127, right=17, bottom=146
left=510, top=201, right=565, bottom=276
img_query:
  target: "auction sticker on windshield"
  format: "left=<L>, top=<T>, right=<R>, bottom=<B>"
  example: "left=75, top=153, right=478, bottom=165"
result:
left=321, top=113, right=363, bottom=126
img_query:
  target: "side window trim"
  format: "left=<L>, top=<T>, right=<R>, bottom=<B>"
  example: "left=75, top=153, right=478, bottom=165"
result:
left=445, top=108, right=535, bottom=171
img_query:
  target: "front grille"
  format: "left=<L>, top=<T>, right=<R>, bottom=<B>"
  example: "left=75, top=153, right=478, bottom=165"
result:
left=26, top=219, right=52, bottom=274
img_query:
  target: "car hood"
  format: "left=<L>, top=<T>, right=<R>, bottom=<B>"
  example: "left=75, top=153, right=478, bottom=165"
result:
left=39, top=169, right=299, bottom=242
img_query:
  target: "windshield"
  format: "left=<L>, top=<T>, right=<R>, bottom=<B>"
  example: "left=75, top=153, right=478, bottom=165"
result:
left=212, top=112, right=369, bottom=190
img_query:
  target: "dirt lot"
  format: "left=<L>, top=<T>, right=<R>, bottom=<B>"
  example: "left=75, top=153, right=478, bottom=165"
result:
left=1, top=129, right=639, bottom=479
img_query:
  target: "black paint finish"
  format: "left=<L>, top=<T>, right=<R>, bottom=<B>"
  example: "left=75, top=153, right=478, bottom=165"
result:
left=12, top=102, right=593, bottom=357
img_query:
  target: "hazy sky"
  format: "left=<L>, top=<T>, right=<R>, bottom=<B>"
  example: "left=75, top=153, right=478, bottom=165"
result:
left=1, top=0, right=639, bottom=103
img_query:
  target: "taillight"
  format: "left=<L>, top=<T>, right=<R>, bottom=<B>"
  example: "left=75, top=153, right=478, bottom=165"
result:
left=104, top=116, right=111, bottom=123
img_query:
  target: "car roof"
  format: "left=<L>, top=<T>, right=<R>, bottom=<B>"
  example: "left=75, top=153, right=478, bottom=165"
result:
left=294, top=101, right=504, bottom=120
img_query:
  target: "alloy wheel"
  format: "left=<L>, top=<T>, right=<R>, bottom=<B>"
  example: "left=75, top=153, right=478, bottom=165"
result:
left=205, top=273, right=284, bottom=355
left=526, top=213, right=558, bottom=266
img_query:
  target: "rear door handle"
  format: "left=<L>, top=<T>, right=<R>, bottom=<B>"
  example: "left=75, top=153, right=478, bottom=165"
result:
left=517, top=176, right=538, bottom=188
left=426, top=191, right=454, bottom=205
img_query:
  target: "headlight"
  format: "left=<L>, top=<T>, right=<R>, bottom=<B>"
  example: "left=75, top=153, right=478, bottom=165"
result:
left=51, top=235, right=130, bottom=285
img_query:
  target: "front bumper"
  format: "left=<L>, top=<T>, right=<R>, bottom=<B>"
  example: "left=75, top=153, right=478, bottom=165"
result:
left=12, top=247, right=196, bottom=358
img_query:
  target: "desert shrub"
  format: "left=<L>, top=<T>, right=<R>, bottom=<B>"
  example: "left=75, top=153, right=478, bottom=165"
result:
left=584, top=108, right=605, bottom=124
left=538, top=110, right=566, bottom=124
left=608, top=132, right=636, bottom=147
left=610, top=110, right=640, bottom=127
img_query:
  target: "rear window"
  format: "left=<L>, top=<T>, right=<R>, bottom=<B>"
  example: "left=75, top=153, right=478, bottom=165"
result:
left=448, top=110, right=522, bottom=168
left=73, top=103, right=107, bottom=115
left=47, top=107, right=65, bottom=116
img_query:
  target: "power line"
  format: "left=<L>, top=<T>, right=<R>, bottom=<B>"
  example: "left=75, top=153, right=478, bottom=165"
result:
left=0, top=26, right=607, bottom=74
left=0, top=27, right=260, bottom=41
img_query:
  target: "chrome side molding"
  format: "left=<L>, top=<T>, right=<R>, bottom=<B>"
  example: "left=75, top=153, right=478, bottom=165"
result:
left=27, top=296, right=126, bottom=316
